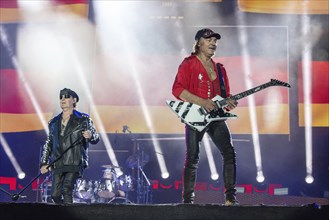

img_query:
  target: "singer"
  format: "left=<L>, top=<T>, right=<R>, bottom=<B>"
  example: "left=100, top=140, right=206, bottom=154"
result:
left=40, top=88, right=100, bottom=204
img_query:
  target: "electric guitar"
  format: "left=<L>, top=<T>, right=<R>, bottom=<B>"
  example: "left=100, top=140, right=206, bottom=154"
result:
left=166, top=79, right=291, bottom=132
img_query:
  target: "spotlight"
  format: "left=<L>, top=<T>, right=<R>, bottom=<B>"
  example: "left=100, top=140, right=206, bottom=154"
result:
left=256, top=174, right=265, bottom=183
left=161, top=172, right=169, bottom=179
left=305, top=175, right=314, bottom=184
left=211, top=173, right=219, bottom=180
left=18, top=172, right=26, bottom=179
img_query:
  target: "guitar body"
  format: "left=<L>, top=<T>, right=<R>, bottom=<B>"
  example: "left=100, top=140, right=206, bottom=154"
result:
left=167, top=79, right=291, bottom=132
left=166, top=95, right=237, bottom=132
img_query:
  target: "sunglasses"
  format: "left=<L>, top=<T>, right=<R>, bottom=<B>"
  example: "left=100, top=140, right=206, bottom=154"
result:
left=60, top=94, right=72, bottom=99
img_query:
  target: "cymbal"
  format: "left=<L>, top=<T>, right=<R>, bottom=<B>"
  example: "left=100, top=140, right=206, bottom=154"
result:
left=101, top=164, right=122, bottom=169
left=125, top=154, right=150, bottom=168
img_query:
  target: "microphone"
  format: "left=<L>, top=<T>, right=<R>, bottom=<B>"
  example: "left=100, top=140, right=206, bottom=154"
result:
left=84, top=121, right=89, bottom=142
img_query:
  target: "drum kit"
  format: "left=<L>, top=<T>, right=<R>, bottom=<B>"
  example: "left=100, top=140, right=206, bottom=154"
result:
left=73, top=164, right=134, bottom=204
left=38, top=144, right=150, bottom=204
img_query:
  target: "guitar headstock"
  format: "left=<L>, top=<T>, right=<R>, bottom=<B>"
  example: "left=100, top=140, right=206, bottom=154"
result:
left=270, top=79, right=291, bottom=88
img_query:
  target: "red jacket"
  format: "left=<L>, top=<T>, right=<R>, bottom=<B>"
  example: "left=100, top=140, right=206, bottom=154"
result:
left=172, top=55, right=231, bottom=100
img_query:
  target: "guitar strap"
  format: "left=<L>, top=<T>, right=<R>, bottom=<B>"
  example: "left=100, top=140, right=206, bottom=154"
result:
left=216, top=63, right=227, bottom=98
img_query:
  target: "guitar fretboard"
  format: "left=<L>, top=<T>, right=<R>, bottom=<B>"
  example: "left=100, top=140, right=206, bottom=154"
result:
left=216, top=79, right=290, bottom=107
left=232, top=82, right=272, bottom=100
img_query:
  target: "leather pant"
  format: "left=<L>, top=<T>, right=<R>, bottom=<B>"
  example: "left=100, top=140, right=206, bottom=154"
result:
left=182, top=121, right=237, bottom=203
left=51, top=172, right=79, bottom=204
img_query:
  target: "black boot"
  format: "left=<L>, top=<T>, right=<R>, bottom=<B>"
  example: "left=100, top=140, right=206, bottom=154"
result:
left=51, top=195, right=63, bottom=204
left=182, top=167, right=197, bottom=204
left=224, top=163, right=238, bottom=206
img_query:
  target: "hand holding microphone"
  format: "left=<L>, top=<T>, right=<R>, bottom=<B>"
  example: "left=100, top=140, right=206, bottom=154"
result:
left=82, top=130, right=91, bottom=142
left=40, top=165, right=50, bottom=174
left=82, top=121, right=91, bottom=142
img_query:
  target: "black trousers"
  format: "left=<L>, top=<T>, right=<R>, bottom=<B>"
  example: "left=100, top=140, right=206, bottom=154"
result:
left=182, top=120, right=237, bottom=203
left=51, top=171, right=79, bottom=204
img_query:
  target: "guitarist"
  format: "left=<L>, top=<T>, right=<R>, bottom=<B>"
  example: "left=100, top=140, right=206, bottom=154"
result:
left=172, top=28, right=238, bottom=205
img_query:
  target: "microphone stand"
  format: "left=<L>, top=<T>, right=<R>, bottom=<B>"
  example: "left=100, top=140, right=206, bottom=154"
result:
left=35, top=143, right=43, bottom=202
left=39, top=173, right=51, bottom=203
left=139, top=166, right=151, bottom=204
left=136, top=141, right=141, bottom=204
left=136, top=142, right=151, bottom=204
left=0, top=136, right=83, bottom=202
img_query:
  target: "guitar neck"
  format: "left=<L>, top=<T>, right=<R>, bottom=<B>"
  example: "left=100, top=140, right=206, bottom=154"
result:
left=212, top=79, right=290, bottom=109
left=232, top=82, right=273, bottom=101
left=216, top=81, right=273, bottom=107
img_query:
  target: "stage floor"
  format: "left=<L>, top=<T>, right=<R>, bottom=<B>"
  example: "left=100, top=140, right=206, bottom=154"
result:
left=0, top=202, right=328, bottom=220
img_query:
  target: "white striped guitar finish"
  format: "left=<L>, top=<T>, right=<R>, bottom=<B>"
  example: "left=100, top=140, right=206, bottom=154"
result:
left=166, top=79, right=291, bottom=132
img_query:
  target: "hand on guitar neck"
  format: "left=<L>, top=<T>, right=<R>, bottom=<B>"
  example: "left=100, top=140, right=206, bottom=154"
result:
left=224, top=97, right=238, bottom=111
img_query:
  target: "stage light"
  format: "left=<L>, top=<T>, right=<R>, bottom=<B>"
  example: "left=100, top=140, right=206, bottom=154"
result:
left=161, top=172, right=170, bottom=179
left=202, top=135, right=219, bottom=181
left=301, top=9, right=314, bottom=186
left=18, top=172, right=26, bottom=179
left=235, top=10, right=264, bottom=186
left=0, top=134, right=25, bottom=178
left=0, top=25, right=49, bottom=133
left=256, top=172, right=265, bottom=183
left=66, top=37, right=123, bottom=175
left=93, top=1, right=169, bottom=178
left=1, top=25, right=51, bottom=180
left=211, top=173, right=219, bottom=181
left=305, top=175, right=314, bottom=184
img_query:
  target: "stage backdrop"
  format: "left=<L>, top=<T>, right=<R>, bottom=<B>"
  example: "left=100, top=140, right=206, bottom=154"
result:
left=1, top=0, right=328, bottom=204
